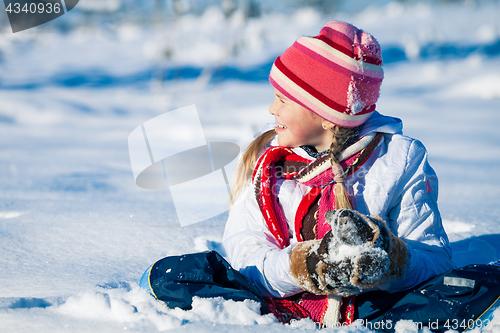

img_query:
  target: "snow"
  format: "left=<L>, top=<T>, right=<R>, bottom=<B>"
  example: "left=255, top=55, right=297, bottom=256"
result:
left=1, top=0, right=500, bottom=332
left=347, top=80, right=366, bottom=115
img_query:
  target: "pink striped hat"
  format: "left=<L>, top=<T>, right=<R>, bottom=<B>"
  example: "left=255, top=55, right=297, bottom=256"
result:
left=269, top=21, right=384, bottom=128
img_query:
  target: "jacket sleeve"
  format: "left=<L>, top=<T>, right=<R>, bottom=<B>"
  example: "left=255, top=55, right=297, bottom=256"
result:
left=222, top=183, right=304, bottom=298
left=382, top=138, right=454, bottom=292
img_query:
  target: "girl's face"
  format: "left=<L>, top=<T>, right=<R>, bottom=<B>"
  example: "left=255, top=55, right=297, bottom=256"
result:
left=269, top=88, right=333, bottom=152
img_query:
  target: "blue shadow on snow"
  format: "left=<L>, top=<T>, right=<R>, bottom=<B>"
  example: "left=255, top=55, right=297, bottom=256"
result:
left=451, top=234, right=500, bottom=268
left=9, top=298, right=52, bottom=309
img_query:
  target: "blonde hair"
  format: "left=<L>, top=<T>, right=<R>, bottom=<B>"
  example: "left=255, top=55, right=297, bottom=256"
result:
left=329, top=126, right=358, bottom=210
left=229, top=129, right=276, bottom=207
left=229, top=126, right=359, bottom=209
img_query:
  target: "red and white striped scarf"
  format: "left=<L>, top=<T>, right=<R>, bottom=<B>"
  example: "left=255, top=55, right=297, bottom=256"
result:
left=253, top=132, right=383, bottom=326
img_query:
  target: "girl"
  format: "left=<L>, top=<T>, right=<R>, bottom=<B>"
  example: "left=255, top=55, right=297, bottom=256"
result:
left=222, top=21, right=453, bottom=327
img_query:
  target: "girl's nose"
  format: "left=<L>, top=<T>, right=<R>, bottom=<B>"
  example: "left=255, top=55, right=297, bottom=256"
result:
left=269, top=99, right=278, bottom=116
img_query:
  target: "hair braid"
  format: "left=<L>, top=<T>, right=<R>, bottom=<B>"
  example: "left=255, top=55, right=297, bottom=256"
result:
left=329, top=125, right=360, bottom=210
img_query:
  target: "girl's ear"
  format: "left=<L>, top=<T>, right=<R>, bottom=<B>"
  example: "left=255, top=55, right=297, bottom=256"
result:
left=321, top=120, right=335, bottom=130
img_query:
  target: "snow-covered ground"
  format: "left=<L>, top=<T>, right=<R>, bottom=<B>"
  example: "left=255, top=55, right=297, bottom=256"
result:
left=1, top=1, right=500, bottom=332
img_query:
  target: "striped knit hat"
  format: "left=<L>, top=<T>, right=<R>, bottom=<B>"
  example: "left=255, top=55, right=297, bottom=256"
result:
left=269, top=21, right=384, bottom=128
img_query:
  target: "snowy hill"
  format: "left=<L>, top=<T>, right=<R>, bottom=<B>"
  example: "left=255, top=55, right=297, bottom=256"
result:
left=1, top=0, right=500, bottom=332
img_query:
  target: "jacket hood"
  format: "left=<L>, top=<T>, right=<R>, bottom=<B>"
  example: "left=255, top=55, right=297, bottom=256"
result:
left=359, top=111, right=403, bottom=137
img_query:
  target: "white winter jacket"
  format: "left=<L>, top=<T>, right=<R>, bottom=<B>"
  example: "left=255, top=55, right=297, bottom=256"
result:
left=223, top=112, right=454, bottom=298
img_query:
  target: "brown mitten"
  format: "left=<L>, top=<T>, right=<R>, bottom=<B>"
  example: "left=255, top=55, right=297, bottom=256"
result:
left=290, top=209, right=410, bottom=296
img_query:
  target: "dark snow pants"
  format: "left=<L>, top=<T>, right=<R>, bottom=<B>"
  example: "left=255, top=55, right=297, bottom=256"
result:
left=139, top=250, right=269, bottom=314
